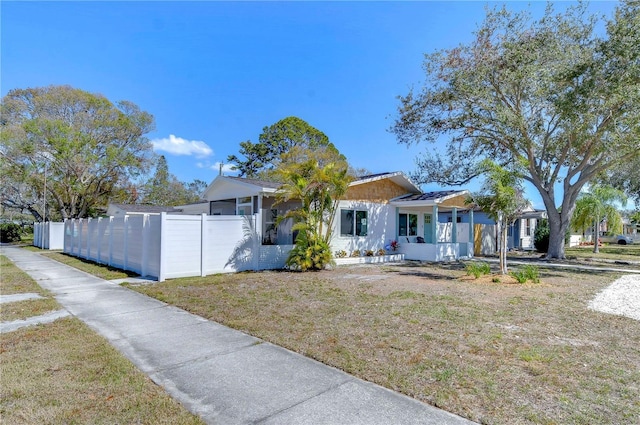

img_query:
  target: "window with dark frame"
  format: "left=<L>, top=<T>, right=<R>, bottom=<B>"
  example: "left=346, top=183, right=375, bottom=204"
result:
left=340, top=209, right=367, bottom=237
left=399, top=213, right=418, bottom=236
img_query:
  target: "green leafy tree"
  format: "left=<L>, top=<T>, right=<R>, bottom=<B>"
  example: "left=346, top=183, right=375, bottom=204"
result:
left=598, top=157, right=640, bottom=207
left=391, top=1, right=640, bottom=259
left=227, top=116, right=339, bottom=179
left=141, top=156, right=203, bottom=206
left=468, top=161, right=528, bottom=274
left=275, top=146, right=351, bottom=271
left=571, top=185, right=627, bottom=253
left=1, top=85, right=155, bottom=220
left=533, top=219, right=550, bottom=253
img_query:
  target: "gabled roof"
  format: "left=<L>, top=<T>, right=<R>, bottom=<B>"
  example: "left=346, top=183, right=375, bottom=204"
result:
left=350, top=171, right=422, bottom=194
left=390, top=189, right=470, bottom=207
left=226, top=176, right=282, bottom=190
left=208, top=171, right=421, bottom=194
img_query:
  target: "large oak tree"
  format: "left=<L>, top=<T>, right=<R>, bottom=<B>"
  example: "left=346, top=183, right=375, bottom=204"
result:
left=1, top=85, right=155, bottom=220
left=391, top=1, right=640, bottom=258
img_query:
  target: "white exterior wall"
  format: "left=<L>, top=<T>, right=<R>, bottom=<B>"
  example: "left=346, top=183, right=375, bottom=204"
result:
left=330, top=201, right=396, bottom=254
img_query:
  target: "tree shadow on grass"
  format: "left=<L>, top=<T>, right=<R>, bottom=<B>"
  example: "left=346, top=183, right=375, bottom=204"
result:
left=384, top=261, right=467, bottom=281
left=49, top=253, right=140, bottom=277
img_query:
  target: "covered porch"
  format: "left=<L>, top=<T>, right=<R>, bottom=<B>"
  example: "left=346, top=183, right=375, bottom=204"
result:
left=390, top=190, right=474, bottom=262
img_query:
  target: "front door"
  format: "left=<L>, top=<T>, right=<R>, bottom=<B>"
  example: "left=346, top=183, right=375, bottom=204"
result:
left=424, top=214, right=433, bottom=243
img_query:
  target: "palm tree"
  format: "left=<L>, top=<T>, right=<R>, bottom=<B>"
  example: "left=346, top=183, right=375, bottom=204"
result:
left=274, top=147, right=351, bottom=270
left=469, top=160, right=528, bottom=275
left=571, top=185, right=627, bottom=253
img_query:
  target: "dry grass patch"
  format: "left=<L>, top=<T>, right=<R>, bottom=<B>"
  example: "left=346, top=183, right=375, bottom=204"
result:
left=0, top=318, right=205, bottom=425
left=1, top=298, right=61, bottom=322
left=1, top=254, right=204, bottom=425
left=41, top=251, right=138, bottom=280
left=1, top=255, right=50, bottom=295
left=129, top=263, right=640, bottom=425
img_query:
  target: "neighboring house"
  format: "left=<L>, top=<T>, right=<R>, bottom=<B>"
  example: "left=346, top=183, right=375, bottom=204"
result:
left=507, top=207, right=546, bottom=250
left=106, top=204, right=180, bottom=217
left=470, top=206, right=547, bottom=252
left=622, top=217, right=639, bottom=237
left=174, top=200, right=209, bottom=215
left=201, top=172, right=475, bottom=262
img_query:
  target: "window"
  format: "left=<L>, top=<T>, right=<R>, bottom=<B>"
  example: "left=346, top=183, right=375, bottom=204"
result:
left=525, top=219, right=532, bottom=236
left=263, top=209, right=278, bottom=245
left=237, top=196, right=253, bottom=216
left=341, top=209, right=368, bottom=237
left=399, top=213, right=418, bottom=236
left=447, top=216, right=462, bottom=223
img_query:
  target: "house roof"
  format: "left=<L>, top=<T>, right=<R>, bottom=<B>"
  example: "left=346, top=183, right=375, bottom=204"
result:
left=518, top=209, right=547, bottom=219
left=208, top=171, right=422, bottom=198
left=226, top=176, right=282, bottom=190
left=390, top=190, right=470, bottom=208
left=109, top=204, right=180, bottom=213
left=350, top=171, right=422, bottom=194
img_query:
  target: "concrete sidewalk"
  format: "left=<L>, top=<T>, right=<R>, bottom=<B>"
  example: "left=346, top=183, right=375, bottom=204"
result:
left=1, top=246, right=474, bottom=425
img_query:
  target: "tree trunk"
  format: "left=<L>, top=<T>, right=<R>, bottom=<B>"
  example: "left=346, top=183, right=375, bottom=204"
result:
left=546, top=212, right=567, bottom=259
left=593, top=217, right=600, bottom=254
left=501, top=224, right=509, bottom=275
left=497, top=215, right=508, bottom=274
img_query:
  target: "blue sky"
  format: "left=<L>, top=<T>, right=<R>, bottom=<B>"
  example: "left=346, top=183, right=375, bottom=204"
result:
left=2, top=1, right=619, bottom=207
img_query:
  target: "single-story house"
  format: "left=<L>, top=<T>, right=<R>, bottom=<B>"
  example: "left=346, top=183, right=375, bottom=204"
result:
left=106, top=203, right=181, bottom=217
left=200, top=172, right=476, bottom=262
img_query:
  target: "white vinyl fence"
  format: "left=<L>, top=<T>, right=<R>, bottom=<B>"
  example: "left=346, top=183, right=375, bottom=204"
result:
left=63, top=213, right=293, bottom=281
left=33, top=222, right=65, bottom=250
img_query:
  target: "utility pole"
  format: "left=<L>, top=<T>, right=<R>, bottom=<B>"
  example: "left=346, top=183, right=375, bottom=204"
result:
left=43, top=162, right=47, bottom=222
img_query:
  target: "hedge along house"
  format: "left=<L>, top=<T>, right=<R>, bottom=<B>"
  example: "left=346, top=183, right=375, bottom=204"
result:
left=202, top=172, right=475, bottom=262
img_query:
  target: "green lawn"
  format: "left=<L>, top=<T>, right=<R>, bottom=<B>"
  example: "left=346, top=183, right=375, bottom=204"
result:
left=565, top=244, right=640, bottom=262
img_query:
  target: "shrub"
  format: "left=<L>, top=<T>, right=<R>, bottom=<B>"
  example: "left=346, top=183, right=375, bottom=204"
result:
left=534, top=219, right=549, bottom=253
left=522, top=265, right=540, bottom=283
left=465, top=262, right=491, bottom=279
left=365, top=250, right=375, bottom=257
left=511, top=265, right=540, bottom=284
left=511, top=270, right=528, bottom=284
left=377, top=248, right=386, bottom=256
left=334, top=250, right=347, bottom=258
left=286, top=232, right=333, bottom=271
left=350, top=250, right=361, bottom=258
left=0, top=223, right=22, bottom=243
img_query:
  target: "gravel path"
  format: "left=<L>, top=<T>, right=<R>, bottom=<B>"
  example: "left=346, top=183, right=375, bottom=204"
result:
left=588, top=274, right=640, bottom=321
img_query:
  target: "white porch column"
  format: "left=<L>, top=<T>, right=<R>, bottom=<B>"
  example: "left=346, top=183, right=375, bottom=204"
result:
left=452, top=208, right=457, bottom=243
left=469, top=208, right=475, bottom=246
left=432, top=204, right=438, bottom=243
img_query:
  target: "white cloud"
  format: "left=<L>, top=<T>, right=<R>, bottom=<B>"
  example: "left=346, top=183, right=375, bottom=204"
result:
left=196, top=161, right=238, bottom=175
left=151, top=134, right=213, bottom=158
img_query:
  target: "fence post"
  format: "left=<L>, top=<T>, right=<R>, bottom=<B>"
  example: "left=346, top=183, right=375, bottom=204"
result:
left=79, top=219, right=84, bottom=258
left=159, top=212, right=167, bottom=282
left=253, top=215, right=260, bottom=271
left=123, top=215, right=129, bottom=271
left=108, top=217, right=114, bottom=266
left=87, top=218, right=93, bottom=260
left=96, top=217, right=102, bottom=264
left=200, top=213, right=206, bottom=277
left=141, top=214, right=149, bottom=278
